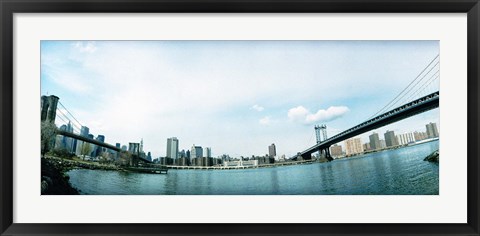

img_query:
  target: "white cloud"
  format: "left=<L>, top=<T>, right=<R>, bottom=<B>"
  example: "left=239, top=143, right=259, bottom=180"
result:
left=287, top=106, right=310, bottom=122
left=74, top=41, right=97, bottom=53
left=259, top=116, right=271, bottom=125
left=288, top=105, right=349, bottom=125
left=251, top=104, right=264, bottom=112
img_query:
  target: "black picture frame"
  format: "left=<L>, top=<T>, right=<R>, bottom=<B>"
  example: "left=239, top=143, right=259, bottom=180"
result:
left=1, top=0, right=479, bottom=235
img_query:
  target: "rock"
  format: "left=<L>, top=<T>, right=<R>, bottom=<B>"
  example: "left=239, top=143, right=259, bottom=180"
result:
left=424, top=150, right=439, bottom=163
left=41, top=158, right=79, bottom=195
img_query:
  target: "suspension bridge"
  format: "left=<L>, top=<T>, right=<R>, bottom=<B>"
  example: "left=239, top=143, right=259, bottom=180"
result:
left=41, top=95, right=153, bottom=166
left=42, top=54, right=440, bottom=165
left=297, top=54, right=440, bottom=161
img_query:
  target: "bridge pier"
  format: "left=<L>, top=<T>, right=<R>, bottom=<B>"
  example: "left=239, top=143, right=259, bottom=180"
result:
left=300, top=153, right=311, bottom=160
left=324, top=147, right=333, bottom=162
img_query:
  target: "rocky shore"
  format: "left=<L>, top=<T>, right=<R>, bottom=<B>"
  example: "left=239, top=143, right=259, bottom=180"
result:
left=41, top=158, right=79, bottom=195
left=424, top=150, right=439, bottom=163
left=41, top=157, right=123, bottom=195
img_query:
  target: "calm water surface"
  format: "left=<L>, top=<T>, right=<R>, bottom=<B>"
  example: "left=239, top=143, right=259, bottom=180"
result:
left=67, top=140, right=439, bottom=195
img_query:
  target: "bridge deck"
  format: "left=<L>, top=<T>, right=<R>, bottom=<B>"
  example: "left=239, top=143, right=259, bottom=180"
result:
left=300, top=91, right=439, bottom=158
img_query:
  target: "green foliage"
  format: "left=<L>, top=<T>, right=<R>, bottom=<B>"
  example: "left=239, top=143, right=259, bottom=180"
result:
left=41, top=121, right=57, bottom=157
left=49, top=147, right=75, bottom=159
left=80, top=142, right=92, bottom=159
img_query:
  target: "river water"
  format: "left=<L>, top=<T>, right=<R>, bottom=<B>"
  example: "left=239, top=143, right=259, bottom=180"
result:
left=67, top=140, right=439, bottom=195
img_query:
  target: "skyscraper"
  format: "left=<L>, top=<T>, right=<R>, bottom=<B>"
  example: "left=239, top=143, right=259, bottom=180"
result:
left=204, top=147, right=211, bottom=158
left=268, top=143, right=276, bottom=158
left=191, top=145, right=203, bottom=158
left=384, top=130, right=398, bottom=147
left=75, top=126, right=90, bottom=155
left=166, top=137, right=179, bottom=160
left=426, top=122, right=439, bottom=138
left=344, top=138, right=363, bottom=156
left=369, top=132, right=381, bottom=150
left=95, top=135, right=105, bottom=157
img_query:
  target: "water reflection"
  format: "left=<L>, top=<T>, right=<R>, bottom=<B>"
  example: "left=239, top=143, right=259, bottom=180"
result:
left=68, top=141, right=439, bottom=195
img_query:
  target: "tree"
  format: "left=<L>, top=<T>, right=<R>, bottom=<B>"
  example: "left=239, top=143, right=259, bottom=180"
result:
left=80, top=142, right=92, bottom=160
left=41, top=121, right=57, bottom=157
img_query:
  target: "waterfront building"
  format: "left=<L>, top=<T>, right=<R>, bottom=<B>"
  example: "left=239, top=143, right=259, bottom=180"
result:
left=62, top=122, right=75, bottom=153
left=384, top=130, right=398, bottom=147
left=330, top=144, right=343, bottom=157
left=369, top=132, right=381, bottom=150
left=426, top=122, right=439, bottom=138
left=121, top=145, right=127, bottom=151
left=94, top=135, right=105, bottom=157
left=397, top=132, right=415, bottom=145
left=128, top=142, right=140, bottom=154
left=115, top=143, right=121, bottom=149
left=166, top=137, right=179, bottom=160
left=344, top=138, right=363, bottom=156
left=88, top=134, right=95, bottom=157
left=268, top=143, right=276, bottom=158
left=224, top=160, right=258, bottom=167
left=75, top=126, right=90, bottom=156
left=363, top=143, right=371, bottom=152
left=191, top=145, right=203, bottom=158
left=55, top=124, right=68, bottom=149
left=414, top=131, right=428, bottom=141
left=204, top=147, right=212, bottom=158
left=380, top=139, right=386, bottom=149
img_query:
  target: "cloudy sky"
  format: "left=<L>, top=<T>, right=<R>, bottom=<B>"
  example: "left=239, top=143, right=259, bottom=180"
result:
left=41, top=41, right=439, bottom=158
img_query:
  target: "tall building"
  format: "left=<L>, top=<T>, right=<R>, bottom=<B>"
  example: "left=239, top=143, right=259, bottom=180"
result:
left=426, top=122, right=439, bottom=138
left=191, top=145, right=203, bottom=158
left=330, top=144, right=343, bottom=157
left=95, top=135, right=105, bottom=157
left=75, top=126, right=90, bottom=155
left=363, top=143, right=371, bottom=152
left=166, top=137, right=179, bottom=159
left=344, top=138, right=363, bottom=156
left=414, top=131, right=428, bottom=141
left=369, top=132, right=381, bottom=150
left=55, top=124, right=68, bottom=149
left=204, top=147, right=211, bottom=158
left=128, top=142, right=140, bottom=154
left=379, top=139, right=386, bottom=149
left=80, top=126, right=89, bottom=137
left=384, top=130, right=398, bottom=147
left=268, top=143, right=276, bottom=158
left=397, top=132, right=415, bottom=145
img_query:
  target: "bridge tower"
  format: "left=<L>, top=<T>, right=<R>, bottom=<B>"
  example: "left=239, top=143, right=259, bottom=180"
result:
left=314, top=124, right=327, bottom=143
left=41, top=95, right=59, bottom=123
left=314, top=125, right=333, bottom=161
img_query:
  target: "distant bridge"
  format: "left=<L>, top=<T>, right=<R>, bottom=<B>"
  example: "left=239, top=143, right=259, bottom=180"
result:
left=56, top=130, right=153, bottom=164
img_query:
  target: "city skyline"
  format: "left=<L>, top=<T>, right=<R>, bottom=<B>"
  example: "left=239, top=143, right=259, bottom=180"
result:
left=41, top=40, right=439, bottom=158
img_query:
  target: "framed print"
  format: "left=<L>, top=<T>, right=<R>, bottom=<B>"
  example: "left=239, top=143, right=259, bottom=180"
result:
left=1, top=0, right=479, bottom=235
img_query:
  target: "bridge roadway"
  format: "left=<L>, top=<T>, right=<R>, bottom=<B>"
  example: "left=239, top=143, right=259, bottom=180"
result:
left=298, top=91, right=439, bottom=161
left=56, top=130, right=153, bottom=163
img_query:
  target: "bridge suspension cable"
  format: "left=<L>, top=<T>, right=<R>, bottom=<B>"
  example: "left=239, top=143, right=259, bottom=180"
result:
left=55, top=108, right=81, bottom=130
left=57, top=101, right=84, bottom=128
left=369, top=54, right=439, bottom=119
